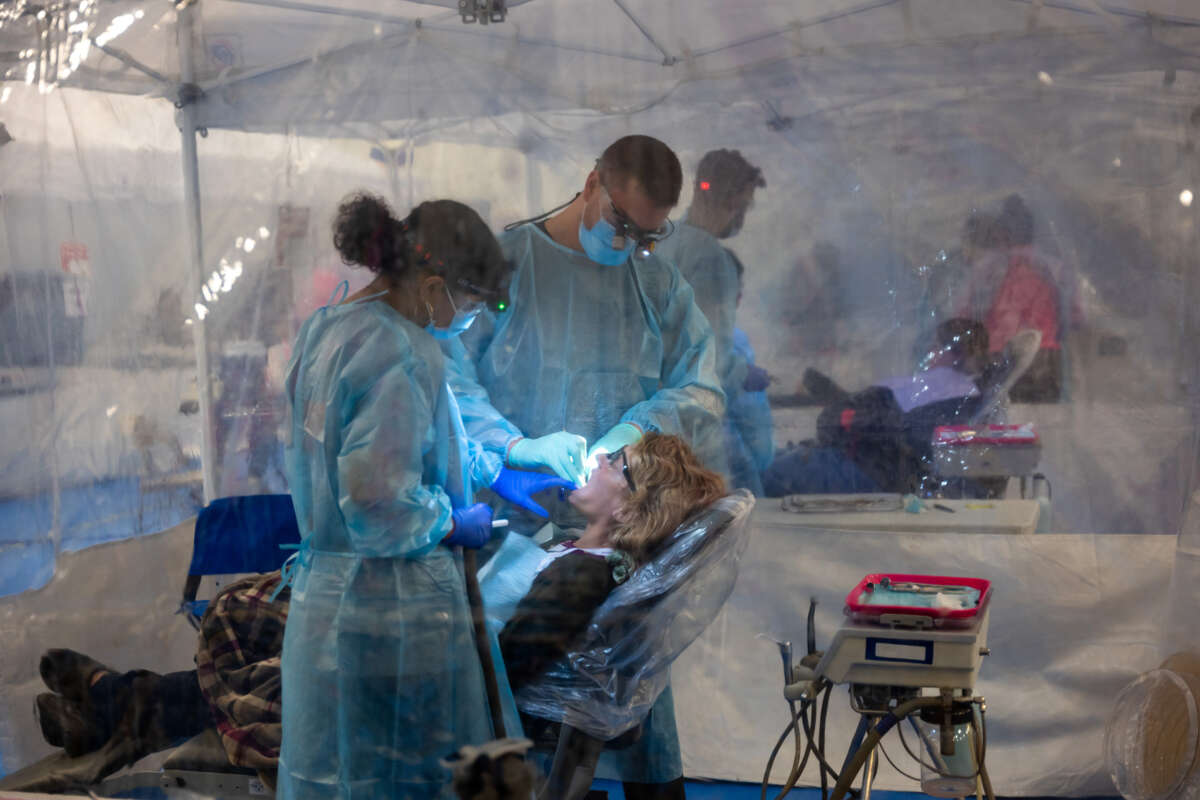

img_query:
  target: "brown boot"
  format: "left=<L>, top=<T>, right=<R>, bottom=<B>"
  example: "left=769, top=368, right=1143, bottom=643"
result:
left=39, top=649, right=112, bottom=705
left=35, top=693, right=107, bottom=757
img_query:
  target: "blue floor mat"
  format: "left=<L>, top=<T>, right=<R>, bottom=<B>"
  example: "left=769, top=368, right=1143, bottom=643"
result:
left=592, top=782, right=1122, bottom=800
left=591, top=779, right=928, bottom=799
left=0, top=477, right=201, bottom=597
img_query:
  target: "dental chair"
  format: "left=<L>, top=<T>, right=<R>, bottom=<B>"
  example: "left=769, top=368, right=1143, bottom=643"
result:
left=515, top=490, right=755, bottom=800
left=968, top=329, right=1042, bottom=425
left=0, top=494, right=298, bottom=798
left=763, top=329, right=1044, bottom=499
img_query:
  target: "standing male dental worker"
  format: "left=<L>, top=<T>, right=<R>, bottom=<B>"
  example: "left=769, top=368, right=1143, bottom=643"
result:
left=444, top=135, right=726, bottom=800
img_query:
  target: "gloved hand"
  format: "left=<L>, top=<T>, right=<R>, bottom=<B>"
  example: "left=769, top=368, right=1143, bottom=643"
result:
left=508, top=432, right=588, bottom=486
left=585, top=422, right=643, bottom=475
left=743, top=364, right=770, bottom=392
left=490, top=467, right=576, bottom=518
left=444, top=503, right=493, bottom=549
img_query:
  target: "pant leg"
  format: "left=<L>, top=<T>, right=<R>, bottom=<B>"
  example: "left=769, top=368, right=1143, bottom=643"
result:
left=91, top=670, right=211, bottom=746
left=156, top=670, right=212, bottom=740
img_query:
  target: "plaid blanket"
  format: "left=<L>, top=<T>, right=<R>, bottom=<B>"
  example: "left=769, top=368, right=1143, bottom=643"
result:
left=195, top=571, right=289, bottom=772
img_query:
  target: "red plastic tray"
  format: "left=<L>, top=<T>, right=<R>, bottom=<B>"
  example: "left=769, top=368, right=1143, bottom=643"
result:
left=844, top=573, right=993, bottom=622
left=933, top=424, right=1038, bottom=446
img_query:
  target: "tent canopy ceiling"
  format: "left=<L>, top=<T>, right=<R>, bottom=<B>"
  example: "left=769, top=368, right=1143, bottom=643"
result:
left=2, top=0, right=1200, bottom=133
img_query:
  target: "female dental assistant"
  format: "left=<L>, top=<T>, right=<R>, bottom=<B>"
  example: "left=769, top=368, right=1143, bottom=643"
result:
left=278, top=194, right=534, bottom=800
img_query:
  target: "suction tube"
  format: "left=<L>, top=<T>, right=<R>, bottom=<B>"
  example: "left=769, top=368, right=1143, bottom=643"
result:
left=829, top=699, right=994, bottom=800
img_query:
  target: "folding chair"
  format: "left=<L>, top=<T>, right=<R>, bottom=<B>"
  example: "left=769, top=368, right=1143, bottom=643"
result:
left=514, top=490, right=756, bottom=800
left=145, top=494, right=300, bottom=796
left=180, top=493, right=300, bottom=629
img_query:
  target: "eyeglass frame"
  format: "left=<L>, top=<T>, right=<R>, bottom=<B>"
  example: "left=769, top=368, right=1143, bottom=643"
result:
left=596, top=182, right=675, bottom=252
left=607, top=446, right=637, bottom=493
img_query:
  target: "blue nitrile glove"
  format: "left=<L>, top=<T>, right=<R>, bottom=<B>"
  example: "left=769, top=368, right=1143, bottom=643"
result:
left=490, top=467, right=576, bottom=518
left=507, top=432, right=588, bottom=486
left=444, top=503, right=494, bottom=549
left=743, top=364, right=771, bottom=392
left=585, top=422, right=643, bottom=475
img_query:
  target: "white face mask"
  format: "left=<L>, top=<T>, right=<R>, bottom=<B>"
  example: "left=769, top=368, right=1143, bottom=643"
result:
left=425, top=285, right=482, bottom=340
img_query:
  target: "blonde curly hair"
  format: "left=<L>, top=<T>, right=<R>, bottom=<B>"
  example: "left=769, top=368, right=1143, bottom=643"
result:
left=609, top=432, right=727, bottom=566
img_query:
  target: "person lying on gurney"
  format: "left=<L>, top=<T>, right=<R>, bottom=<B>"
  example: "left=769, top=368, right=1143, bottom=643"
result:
left=25, top=434, right=725, bottom=794
left=762, top=318, right=996, bottom=497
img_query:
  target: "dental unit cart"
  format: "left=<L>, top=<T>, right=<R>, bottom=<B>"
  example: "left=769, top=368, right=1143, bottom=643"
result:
left=764, top=573, right=994, bottom=800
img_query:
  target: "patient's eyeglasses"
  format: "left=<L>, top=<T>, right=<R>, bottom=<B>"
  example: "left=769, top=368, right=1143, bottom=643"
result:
left=607, top=446, right=637, bottom=493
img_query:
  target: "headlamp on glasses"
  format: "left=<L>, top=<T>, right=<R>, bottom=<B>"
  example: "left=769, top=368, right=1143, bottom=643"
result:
left=607, top=202, right=675, bottom=254
left=453, top=274, right=511, bottom=314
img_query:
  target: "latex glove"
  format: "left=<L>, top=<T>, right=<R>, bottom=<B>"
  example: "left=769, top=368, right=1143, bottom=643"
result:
left=743, top=364, right=770, bottom=392
left=508, top=432, right=587, bottom=486
left=491, top=467, right=575, bottom=518
left=444, top=503, right=493, bottom=549
left=585, top=422, right=643, bottom=475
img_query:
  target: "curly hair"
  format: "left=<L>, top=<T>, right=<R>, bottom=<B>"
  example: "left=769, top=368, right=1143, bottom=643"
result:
left=609, top=432, right=727, bottom=566
left=332, top=192, right=509, bottom=298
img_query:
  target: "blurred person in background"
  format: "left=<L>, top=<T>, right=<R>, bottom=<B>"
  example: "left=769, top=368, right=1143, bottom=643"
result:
left=721, top=249, right=773, bottom=495
left=763, top=318, right=992, bottom=498
left=655, top=148, right=766, bottom=436
left=956, top=194, right=1080, bottom=402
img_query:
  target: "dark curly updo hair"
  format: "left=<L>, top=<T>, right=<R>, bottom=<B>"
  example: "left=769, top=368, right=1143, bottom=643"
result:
left=332, top=192, right=509, bottom=299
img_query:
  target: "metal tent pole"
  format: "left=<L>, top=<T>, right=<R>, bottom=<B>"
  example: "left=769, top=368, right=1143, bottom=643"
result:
left=178, top=3, right=218, bottom=503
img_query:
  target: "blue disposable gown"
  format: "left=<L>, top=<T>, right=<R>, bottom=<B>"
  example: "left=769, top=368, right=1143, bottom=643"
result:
left=278, top=298, right=497, bottom=800
left=444, top=224, right=724, bottom=784
left=445, top=223, right=727, bottom=527
left=725, top=328, right=774, bottom=495
left=652, top=220, right=747, bottom=397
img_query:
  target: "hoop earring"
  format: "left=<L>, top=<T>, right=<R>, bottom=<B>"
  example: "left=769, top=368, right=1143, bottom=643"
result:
left=424, top=301, right=435, bottom=326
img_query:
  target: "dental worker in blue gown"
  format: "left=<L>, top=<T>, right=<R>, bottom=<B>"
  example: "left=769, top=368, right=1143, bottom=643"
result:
left=278, top=194, right=570, bottom=800
left=444, top=136, right=727, bottom=799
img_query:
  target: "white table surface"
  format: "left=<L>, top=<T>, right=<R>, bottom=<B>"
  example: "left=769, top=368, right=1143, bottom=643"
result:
left=756, top=496, right=1041, bottom=535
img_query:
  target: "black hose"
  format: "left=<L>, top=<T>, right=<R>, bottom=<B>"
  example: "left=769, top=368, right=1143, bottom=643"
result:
left=807, top=598, right=818, bottom=655
left=778, top=700, right=813, bottom=799
left=762, top=699, right=817, bottom=800
left=818, top=688, right=829, bottom=800
left=829, top=697, right=945, bottom=800
left=462, top=549, right=506, bottom=738
left=761, top=702, right=801, bottom=800
left=876, top=737, right=921, bottom=783
left=796, top=686, right=841, bottom=799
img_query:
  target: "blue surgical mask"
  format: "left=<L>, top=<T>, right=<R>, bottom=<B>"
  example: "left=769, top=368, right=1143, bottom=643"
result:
left=579, top=215, right=636, bottom=266
left=426, top=286, right=482, bottom=340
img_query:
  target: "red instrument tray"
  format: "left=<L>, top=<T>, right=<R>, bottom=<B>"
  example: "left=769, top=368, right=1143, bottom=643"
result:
left=844, top=573, right=992, bottom=623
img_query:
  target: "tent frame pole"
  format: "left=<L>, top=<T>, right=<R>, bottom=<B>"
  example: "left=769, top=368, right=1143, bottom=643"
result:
left=178, top=4, right=218, bottom=504
left=92, top=41, right=173, bottom=85
left=609, top=0, right=676, bottom=65
left=1003, top=0, right=1200, bottom=28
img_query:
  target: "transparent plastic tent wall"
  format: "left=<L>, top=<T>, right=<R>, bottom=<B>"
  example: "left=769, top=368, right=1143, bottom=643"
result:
left=1, top=0, right=1199, bottom=794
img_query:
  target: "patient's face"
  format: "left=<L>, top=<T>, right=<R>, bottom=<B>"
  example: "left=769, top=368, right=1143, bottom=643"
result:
left=569, top=450, right=632, bottom=521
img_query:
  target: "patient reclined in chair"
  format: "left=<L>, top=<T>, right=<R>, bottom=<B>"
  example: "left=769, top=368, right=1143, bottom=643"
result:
left=8, top=437, right=752, bottom=800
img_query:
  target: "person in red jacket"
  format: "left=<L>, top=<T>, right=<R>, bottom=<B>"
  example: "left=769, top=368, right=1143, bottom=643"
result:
left=958, top=195, right=1076, bottom=402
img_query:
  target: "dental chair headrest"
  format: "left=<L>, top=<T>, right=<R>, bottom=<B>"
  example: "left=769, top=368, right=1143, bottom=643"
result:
left=513, top=490, right=755, bottom=740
